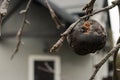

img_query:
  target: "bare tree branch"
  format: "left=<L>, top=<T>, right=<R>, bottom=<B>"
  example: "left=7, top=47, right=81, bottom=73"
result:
left=112, top=0, right=120, bottom=79
left=83, top=0, right=96, bottom=10
left=0, top=0, right=11, bottom=36
left=50, top=0, right=120, bottom=53
left=37, top=62, right=54, bottom=73
left=0, top=0, right=10, bottom=16
left=82, top=0, right=96, bottom=20
left=11, top=0, right=32, bottom=60
left=50, top=36, right=65, bottom=52
left=89, top=43, right=120, bottom=80
left=45, top=0, right=64, bottom=29
left=113, top=37, right=120, bottom=80
left=38, top=66, right=54, bottom=73
left=44, top=62, right=54, bottom=72
left=81, top=0, right=119, bottom=21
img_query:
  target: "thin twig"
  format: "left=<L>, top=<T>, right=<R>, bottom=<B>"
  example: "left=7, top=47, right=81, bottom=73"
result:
left=113, top=0, right=120, bottom=79
left=45, top=0, right=64, bottom=29
left=0, top=0, right=11, bottom=36
left=11, top=0, right=32, bottom=60
left=113, top=37, right=120, bottom=80
left=50, top=0, right=120, bottom=53
left=37, top=62, right=54, bottom=73
left=113, top=2, right=120, bottom=80
left=50, top=36, right=65, bottom=52
left=38, top=66, right=54, bottom=73
left=44, top=62, right=54, bottom=72
left=83, top=0, right=96, bottom=10
left=0, top=15, right=3, bottom=37
left=0, top=0, right=10, bottom=16
left=81, top=0, right=119, bottom=21
left=82, top=0, right=96, bottom=20
left=89, top=43, right=120, bottom=80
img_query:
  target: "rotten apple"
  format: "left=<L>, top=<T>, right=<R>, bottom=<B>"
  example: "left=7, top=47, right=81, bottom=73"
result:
left=67, top=19, right=106, bottom=55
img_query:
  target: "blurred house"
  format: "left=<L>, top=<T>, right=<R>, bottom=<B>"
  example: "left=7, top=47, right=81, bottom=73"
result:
left=0, top=0, right=113, bottom=80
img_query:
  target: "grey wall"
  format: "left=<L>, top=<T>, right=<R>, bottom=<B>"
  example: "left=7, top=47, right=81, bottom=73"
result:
left=0, top=38, right=93, bottom=80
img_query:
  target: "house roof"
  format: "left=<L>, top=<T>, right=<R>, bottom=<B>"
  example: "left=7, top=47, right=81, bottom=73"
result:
left=48, top=0, right=105, bottom=14
left=3, top=0, right=107, bottom=25
left=35, top=0, right=78, bottom=24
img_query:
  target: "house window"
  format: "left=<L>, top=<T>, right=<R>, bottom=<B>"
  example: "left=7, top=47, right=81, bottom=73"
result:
left=29, top=55, right=61, bottom=80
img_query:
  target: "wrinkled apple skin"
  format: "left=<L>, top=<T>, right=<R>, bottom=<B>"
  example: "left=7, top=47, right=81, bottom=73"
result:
left=67, top=19, right=106, bottom=55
